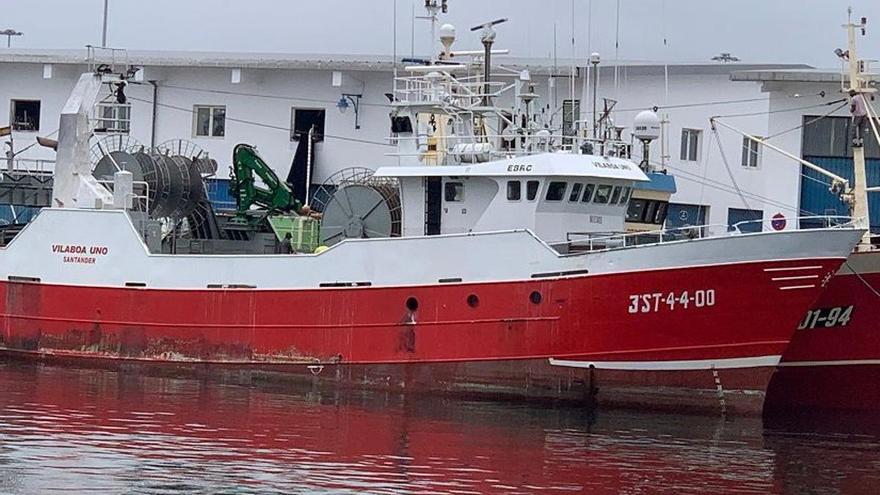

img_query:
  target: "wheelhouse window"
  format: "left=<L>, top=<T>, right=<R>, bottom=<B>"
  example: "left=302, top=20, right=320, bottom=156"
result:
left=581, top=183, right=596, bottom=203
left=568, top=183, right=583, bottom=202
left=609, top=185, right=622, bottom=205
left=545, top=181, right=567, bottom=201
left=593, top=184, right=612, bottom=204
left=626, top=199, right=669, bottom=225
left=619, top=186, right=632, bottom=205
left=194, top=105, right=226, bottom=137
left=742, top=136, right=760, bottom=168
left=626, top=199, right=647, bottom=222
left=680, top=128, right=701, bottom=161
left=506, top=180, right=521, bottom=200
left=11, top=100, right=40, bottom=131
left=291, top=107, right=326, bottom=142
left=654, top=202, right=669, bottom=224
left=526, top=180, right=540, bottom=201
left=444, top=181, right=464, bottom=202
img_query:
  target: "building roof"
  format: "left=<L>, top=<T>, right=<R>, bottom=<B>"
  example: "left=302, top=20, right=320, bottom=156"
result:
left=731, top=68, right=880, bottom=84
left=0, top=48, right=812, bottom=75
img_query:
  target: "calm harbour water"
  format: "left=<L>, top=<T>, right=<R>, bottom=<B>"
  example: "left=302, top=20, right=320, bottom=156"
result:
left=0, top=363, right=878, bottom=494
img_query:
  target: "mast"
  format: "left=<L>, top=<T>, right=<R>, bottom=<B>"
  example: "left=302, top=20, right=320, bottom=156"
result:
left=845, top=9, right=872, bottom=249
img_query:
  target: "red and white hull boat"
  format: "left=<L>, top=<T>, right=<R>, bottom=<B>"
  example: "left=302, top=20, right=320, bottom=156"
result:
left=0, top=208, right=862, bottom=415
left=765, top=251, right=880, bottom=414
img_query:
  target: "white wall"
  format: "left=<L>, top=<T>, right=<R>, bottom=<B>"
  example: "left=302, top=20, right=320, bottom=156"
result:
left=1, top=62, right=398, bottom=185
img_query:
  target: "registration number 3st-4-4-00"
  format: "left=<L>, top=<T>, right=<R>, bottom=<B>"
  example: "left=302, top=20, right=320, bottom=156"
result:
left=627, top=290, right=716, bottom=314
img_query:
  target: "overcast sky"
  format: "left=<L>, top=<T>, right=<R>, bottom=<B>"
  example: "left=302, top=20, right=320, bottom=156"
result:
left=0, top=0, right=877, bottom=67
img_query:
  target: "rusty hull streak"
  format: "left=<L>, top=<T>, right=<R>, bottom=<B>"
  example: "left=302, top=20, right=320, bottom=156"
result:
left=7, top=327, right=343, bottom=365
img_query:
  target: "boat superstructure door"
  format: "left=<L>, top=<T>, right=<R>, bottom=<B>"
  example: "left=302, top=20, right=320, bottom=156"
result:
left=425, top=177, right=442, bottom=235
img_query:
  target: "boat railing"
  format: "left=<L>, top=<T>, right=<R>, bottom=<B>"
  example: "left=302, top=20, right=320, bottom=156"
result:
left=86, top=45, right=133, bottom=76
left=387, top=132, right=630, bottom=164
left=554, top=215, right=857, bottom=254
left=393, top=72, right=510, bottom=109
left=3, top=158, right=56, bottom=175
left=96, top=179, right=151, bottom=214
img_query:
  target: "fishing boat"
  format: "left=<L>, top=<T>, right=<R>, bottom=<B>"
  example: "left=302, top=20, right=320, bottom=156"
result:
left=0, top=14, right=864, bottom=417
left=756, top=13, right=880, bottom=414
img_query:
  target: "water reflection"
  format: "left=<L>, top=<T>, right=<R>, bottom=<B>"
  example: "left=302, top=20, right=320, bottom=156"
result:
left=0, top=363, right=877, bottom=494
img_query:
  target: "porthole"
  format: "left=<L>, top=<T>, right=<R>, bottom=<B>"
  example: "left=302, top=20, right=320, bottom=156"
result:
left=406, top=297, right=419, bottom=312
left=530, top=291, right=542, bottom=305
left=467, top=294, right=480, bottom=308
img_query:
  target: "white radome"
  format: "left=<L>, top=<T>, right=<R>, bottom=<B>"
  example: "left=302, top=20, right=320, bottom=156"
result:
left=633, top=110, right=661, bottom=141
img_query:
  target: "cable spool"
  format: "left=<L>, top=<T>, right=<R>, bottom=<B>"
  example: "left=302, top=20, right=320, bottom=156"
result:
left=91, top=135, right=205, bottom=219
left=311, top=167, right=401, bottom=246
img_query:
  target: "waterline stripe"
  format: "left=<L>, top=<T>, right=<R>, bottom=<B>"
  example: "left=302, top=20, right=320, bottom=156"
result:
left=779, top=359, right=880, bottom=368
left=548, top=355, right=781, bottom=371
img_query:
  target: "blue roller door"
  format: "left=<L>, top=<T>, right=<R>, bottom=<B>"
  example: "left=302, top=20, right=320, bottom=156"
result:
left=800, top=156, right=880, bottom=231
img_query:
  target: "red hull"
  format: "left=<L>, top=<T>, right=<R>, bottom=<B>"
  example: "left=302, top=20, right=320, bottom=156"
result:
left=1, top=257, right=843, bottom=415
left=766, top=251, right=880, bottom=413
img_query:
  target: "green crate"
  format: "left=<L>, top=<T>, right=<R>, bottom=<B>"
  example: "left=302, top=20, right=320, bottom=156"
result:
left=268, top=215, right=321, bottom=253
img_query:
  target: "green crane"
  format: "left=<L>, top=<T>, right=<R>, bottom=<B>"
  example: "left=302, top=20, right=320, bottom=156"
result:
left=229, top=143, right=302, bottom=220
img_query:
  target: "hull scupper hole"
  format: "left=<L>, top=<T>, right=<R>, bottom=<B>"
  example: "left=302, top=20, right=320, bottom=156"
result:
left=467, top=294, right=480, bottom=308
left=406, top=297, right=419, bottom=312
left=530, top=291, right=543, bottom=305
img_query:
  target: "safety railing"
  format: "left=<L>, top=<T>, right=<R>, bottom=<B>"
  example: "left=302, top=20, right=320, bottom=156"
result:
left=392, top=72, right=507, bottom=108
left=388, top=132, right=634, bottom=163
left=553, top=215, right=858, bottom=254
left=97, top=179, right=151, bottom=214
left=3, top=158, right=56, bottom=175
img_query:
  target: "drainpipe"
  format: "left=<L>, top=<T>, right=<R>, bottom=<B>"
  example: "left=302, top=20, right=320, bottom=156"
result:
left=149, top=80, right=158, bottom=148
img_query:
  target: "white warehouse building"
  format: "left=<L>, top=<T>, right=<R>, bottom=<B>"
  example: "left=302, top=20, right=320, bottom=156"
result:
left=1, top=48, right=877, bottom=230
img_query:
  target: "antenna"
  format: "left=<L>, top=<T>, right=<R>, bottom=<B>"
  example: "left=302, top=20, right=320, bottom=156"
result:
left=417, top=0, right=449, bottom=62
left=470, top=18, right=508, bottom=105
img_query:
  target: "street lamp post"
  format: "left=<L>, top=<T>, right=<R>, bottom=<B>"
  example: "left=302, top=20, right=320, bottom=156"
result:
left=0, top=29, right=23, bottom=48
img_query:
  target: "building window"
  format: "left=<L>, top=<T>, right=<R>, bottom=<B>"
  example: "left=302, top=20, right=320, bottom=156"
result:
left=11, top=100, right=40, bottom=131
left=568, top=183, right=583, bottom=202
left=444, top=181, right=464, bottom=202
left=593, top=184, right=613, bottom=204
left=562, top=99, right=581, bottom=144
left=194, top=105, right=225, bottom=137
left=545, top=181, right=567, bottom=201
left=96, top=103, right=131, bottom=133
left=506, top=180, right=521, bottom=201
left=526, top=180, right=540, bottom=201
left=680, top=128, right=701, bottom=161
left=742, top=136, right=760, bottom=168
left=581, top=183, right=596, bottom=203
left=291, top=108, right=326, bottom=142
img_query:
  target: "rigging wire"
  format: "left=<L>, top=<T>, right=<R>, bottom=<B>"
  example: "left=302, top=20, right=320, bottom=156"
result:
left=127, top=96, right=394, bottom=147
left=712, top=99, right=846, bottom=120
left=710, top=124, right=754, bottom=212
left=763, top=102, right=848, bottom=141
left=12, top=128, right=59, bottom=156
left=650, top=159, right=811, bottom=215
left=614, top=93, right=833, bottom=114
